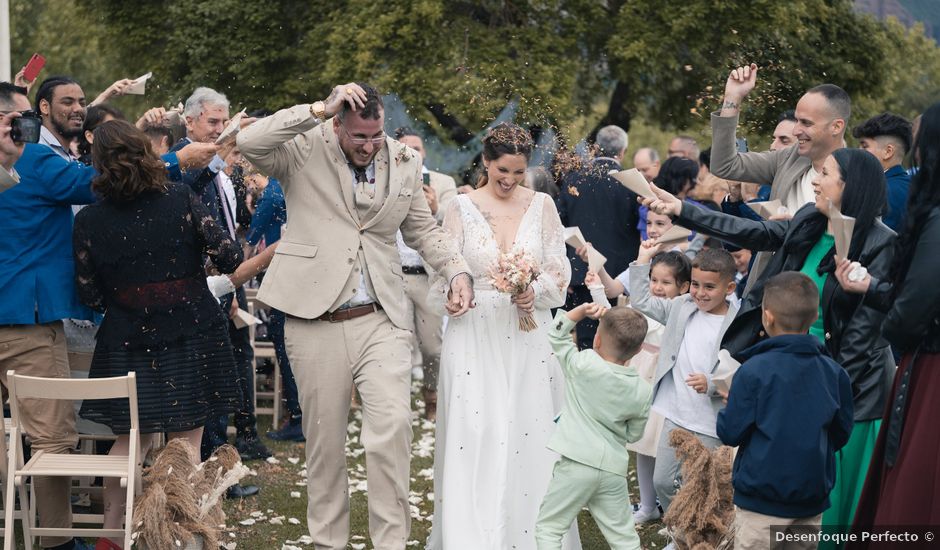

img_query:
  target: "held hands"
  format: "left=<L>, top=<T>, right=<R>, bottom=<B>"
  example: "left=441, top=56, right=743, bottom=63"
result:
left=686, top=373, right=708, bottom=394
left=584, top=271, right=601, bottom=288
left=575, top=242, right=592, bottom=263
left=723, top=63, right=758, bottom=106
left=323, top=83, right=369, bottom=118
left=566, top=302, right=606, bottom=323
left=834, top=257, right=872, bottom=294
left=639, top=182, right=683, bottom=218
left=446, top=273, right=476, bottom=317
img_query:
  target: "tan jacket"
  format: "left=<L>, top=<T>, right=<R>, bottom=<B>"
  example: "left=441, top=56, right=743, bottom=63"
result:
left=237, top=105, right=469, bottom=327
left=426, top=170, right=457, bottom=224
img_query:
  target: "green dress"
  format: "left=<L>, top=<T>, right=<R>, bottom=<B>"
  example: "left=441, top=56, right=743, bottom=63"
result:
left=800, top=234, right=880, bottom=548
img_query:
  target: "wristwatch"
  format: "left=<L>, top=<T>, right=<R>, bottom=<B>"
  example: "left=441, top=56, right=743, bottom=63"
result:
left=310, top=101, right=326, bottom=120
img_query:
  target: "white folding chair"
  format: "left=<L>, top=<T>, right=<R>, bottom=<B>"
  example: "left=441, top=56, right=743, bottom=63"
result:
left=247, top=294, right=282, bottom=428
left=3, top=371, right=141, bottom=550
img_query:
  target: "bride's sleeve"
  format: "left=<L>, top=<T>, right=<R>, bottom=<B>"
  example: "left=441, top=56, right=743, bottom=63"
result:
left=532, top=196, right=571, bottom=310
left=426, top=198, right=464, bottom=315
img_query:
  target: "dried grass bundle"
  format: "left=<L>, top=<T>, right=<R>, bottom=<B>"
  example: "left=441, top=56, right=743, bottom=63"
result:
left=132, top=440, right=247, bottom=550
left=662, top=429, right=735, bottom=550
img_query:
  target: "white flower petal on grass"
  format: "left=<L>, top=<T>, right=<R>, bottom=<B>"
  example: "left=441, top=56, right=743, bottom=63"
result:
left=287, top=457, right=300, bottom=465
left=288, top=517, right=301, bottom=525
left=223, top=543, right=237, bottom=550
left=351, top=544, right=366, bottom=550
left=290, top=491, right=301, bottom=498
left=265, top=456, right=280, bottom=464
left=238, top=518, right=255, bottom=526
left=250, top=511, right=264, bottom=518
left=417, top=468, right=434, bottom=480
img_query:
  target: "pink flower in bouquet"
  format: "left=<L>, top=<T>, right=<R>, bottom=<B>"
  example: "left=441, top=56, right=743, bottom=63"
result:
left=489, top=251, right=540, bottom=331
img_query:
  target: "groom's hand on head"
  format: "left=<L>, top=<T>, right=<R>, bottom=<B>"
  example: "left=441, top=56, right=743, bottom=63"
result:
left=446, top=273, right=475, bottom=317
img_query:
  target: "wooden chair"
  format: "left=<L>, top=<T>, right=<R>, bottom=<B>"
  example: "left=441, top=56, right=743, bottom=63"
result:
left=246, top=293, right=282, bottom=429
left=3, top=371, right=141, bottom=550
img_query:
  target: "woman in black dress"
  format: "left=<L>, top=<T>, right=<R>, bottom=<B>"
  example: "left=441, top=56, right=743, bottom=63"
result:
left=71, top=120, right=242, bottom=549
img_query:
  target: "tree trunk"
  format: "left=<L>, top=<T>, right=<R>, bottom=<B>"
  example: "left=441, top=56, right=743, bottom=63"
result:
left=588, top=80, right=633, bottom=143
left=426, top=103, right=475, bottom=145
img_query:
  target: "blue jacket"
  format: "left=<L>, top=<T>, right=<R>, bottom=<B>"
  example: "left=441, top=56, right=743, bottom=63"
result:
left=246, top=179, right=286, bottom=246
left=0, top=143, right=97, bottom=324
left=883, top=164, right=910, bottom=231
left=717, top=334, right=854, bottom=518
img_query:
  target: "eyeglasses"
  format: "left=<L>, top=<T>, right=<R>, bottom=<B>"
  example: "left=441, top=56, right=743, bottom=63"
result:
left=342, top=126, right=385, bottom=145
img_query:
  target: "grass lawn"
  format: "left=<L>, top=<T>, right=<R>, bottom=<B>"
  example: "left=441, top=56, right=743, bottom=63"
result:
left=218, top=381, right=670, bottom=549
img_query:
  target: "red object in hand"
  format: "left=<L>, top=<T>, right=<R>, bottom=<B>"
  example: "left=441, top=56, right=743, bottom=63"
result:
left=22, top=53, right=46, bottom=82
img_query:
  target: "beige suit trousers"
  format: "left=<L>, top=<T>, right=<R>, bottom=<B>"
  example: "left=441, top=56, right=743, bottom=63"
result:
left=285, top=310, right=414, bottom=550
left=0, top=321, right=79, bottom=548
left=401, top=272, right=442, bottom=393
left=733, top=506, right=823, bottom=550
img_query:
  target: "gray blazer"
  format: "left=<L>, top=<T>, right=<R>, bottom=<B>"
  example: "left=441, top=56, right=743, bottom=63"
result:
left=628, top=262, right=739, bottom=416
left=710, top=111, right=813, bottom=291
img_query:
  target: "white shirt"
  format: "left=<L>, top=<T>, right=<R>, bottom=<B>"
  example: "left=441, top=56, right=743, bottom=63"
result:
left=784, top=166, right=818, bottom=214
left=39, top=125, right=76, bottom=162
left=651, top=309, right=725, bottom=438
left=342, top=159, right=378, bottom=308
left=396, top=165, right=431, bottom=268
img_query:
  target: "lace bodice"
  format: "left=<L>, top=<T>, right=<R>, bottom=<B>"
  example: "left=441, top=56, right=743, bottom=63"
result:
left=433, top=193, right=571, bottom=310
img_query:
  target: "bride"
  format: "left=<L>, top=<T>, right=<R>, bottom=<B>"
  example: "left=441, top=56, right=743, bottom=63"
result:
left=428, top=123, right=580, bottom=549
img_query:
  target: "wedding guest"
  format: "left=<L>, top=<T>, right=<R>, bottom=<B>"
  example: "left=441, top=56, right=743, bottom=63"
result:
left=0, top=81, right=97, bottom=550
left=633, top=147, right=661, bottom=182
left=526, top=166, right=559, bottom=199
left=838, top=102, right=940, bottom=544
left=628, top=246, right=739, bottom=519
left=643, top=147, right=896, bottom=538
left=719, top=272, right=853, bottom=550
left=852, top=113, right=913, bottom=231
left=535, top=304, right=651, bottom=550
left=78, top=104, right=124, bottom=164
left=72, top=120, right=242, bottom=550
left=668, top=135, right=700, bottom=160
left=558, top=124, right=641, bottom=349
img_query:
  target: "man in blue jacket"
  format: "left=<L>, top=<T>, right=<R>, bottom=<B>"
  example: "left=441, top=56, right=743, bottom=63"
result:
left=852, top=113, right=913, bottom=232
left=0, top=82, right=97, bottom=550
left=717, top=272, right=853, bottom=549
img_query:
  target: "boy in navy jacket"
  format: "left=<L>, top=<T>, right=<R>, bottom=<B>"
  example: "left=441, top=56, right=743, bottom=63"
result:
left=717, top=271, right=853, bottom=549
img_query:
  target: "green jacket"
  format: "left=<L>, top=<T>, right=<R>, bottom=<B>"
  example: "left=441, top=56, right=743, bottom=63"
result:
left=547, top=310, right=653, bottom=476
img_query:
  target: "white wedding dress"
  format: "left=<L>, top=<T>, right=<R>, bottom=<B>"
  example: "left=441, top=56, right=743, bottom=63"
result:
left=427, top=192, right=581, bottom=550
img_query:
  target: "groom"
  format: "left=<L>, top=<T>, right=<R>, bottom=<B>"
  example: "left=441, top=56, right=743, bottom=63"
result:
left=238, top=83, right=474, bottom=550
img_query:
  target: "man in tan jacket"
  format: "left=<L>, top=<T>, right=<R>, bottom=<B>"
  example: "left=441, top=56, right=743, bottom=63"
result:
left=237, top=83, right=473, bottom=550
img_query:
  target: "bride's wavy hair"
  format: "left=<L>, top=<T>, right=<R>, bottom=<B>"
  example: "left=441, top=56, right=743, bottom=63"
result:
left=477, top=122, right=533, bottom=188
left=91, top=120, right=168, bottom=202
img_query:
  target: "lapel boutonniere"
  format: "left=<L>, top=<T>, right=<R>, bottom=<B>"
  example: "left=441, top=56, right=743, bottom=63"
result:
left=395, top=146, right=413, bottom=167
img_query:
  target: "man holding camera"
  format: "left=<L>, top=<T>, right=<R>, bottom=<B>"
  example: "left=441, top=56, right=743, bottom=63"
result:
left=0, top=82, right=97, bottom=550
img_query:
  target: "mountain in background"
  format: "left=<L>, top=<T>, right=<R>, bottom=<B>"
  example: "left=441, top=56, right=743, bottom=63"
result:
left=855, top=0, right=939, bottom=42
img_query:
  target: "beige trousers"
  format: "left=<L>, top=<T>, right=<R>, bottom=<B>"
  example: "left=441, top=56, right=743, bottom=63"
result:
left=285, top=310, right=414, bottom=550
left=401, top=272, right=442, bottom=393
left=0, top=322, right=79, bottom=548
left=734, top=506, right=823, bottom=550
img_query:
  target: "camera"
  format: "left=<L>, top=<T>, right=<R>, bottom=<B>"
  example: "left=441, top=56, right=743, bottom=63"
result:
left=11, top=111, right=41, bottom=144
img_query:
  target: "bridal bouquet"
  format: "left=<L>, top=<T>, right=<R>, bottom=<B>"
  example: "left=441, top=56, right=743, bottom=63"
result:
left=490, top=250, right=540, bottom=332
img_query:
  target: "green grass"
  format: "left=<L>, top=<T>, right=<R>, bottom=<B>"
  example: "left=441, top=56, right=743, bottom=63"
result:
left=218, top=381, right=669, bottom=549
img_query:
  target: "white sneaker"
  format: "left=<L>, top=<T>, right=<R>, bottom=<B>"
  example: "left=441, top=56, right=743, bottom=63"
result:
left=633, top=506, right=662, bottom=524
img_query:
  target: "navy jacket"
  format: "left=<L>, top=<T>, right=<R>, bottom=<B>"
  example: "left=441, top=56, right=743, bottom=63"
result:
left=717, top=334, right=854, bottom=518
left=557, top=158, right=640, bottom=286
left=246, top=179, right=286, bottom=246
left=883, top=164, right=910, bottom=232
left=168, top=138, right=226, bottom=224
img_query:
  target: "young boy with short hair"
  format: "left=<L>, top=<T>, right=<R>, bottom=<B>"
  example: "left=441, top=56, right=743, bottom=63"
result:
left=535, top=303, right=653, bottom=550
left=628, top=245, right=740, bottom=515
left=717, top=272, right=853, bottom=550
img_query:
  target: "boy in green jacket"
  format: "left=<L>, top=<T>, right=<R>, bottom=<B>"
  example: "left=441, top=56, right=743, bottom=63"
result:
left=535, top=303, right=653, bottom=550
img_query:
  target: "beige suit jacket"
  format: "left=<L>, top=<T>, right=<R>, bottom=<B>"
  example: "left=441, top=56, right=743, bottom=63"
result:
left=237, top=105, right=469, bottom=327
left=709, top=111, right=811, bottom=202
left=427, top=170, right=457, bottom=224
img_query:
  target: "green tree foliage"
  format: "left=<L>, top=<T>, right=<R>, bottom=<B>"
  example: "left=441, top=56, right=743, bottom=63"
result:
left=11, top=0, right=940, bottom=144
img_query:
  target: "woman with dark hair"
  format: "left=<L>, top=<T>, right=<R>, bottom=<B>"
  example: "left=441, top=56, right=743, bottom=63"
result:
left=643, top=147, right=896, bottom=535
left=428, top=123, right=579, bottom=549
left=71, top=120, right=242, bottom=550
left=835, top=102, right=940, bottom=541
left=77, top=103, right=126, bottom=163
left=654, top=156, right=700, bottom=198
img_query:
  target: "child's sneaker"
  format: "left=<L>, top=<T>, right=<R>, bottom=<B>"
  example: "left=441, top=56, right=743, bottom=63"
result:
left=633, top=506, right=662, bottom=524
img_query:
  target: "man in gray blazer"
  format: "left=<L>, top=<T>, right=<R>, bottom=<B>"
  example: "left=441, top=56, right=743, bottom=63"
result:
left=711, top=63, right=851, bottom=288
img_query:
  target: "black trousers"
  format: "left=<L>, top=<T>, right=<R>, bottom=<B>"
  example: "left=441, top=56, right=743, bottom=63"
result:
left=201, top=287, right=258, bottom=459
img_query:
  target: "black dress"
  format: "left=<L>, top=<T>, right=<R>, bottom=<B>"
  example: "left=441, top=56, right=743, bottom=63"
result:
left=73, top=183, right=243, bottom=434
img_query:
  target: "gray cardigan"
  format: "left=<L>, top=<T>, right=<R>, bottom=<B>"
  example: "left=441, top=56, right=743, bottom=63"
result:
left=628, top=261, right=739, bottom=417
